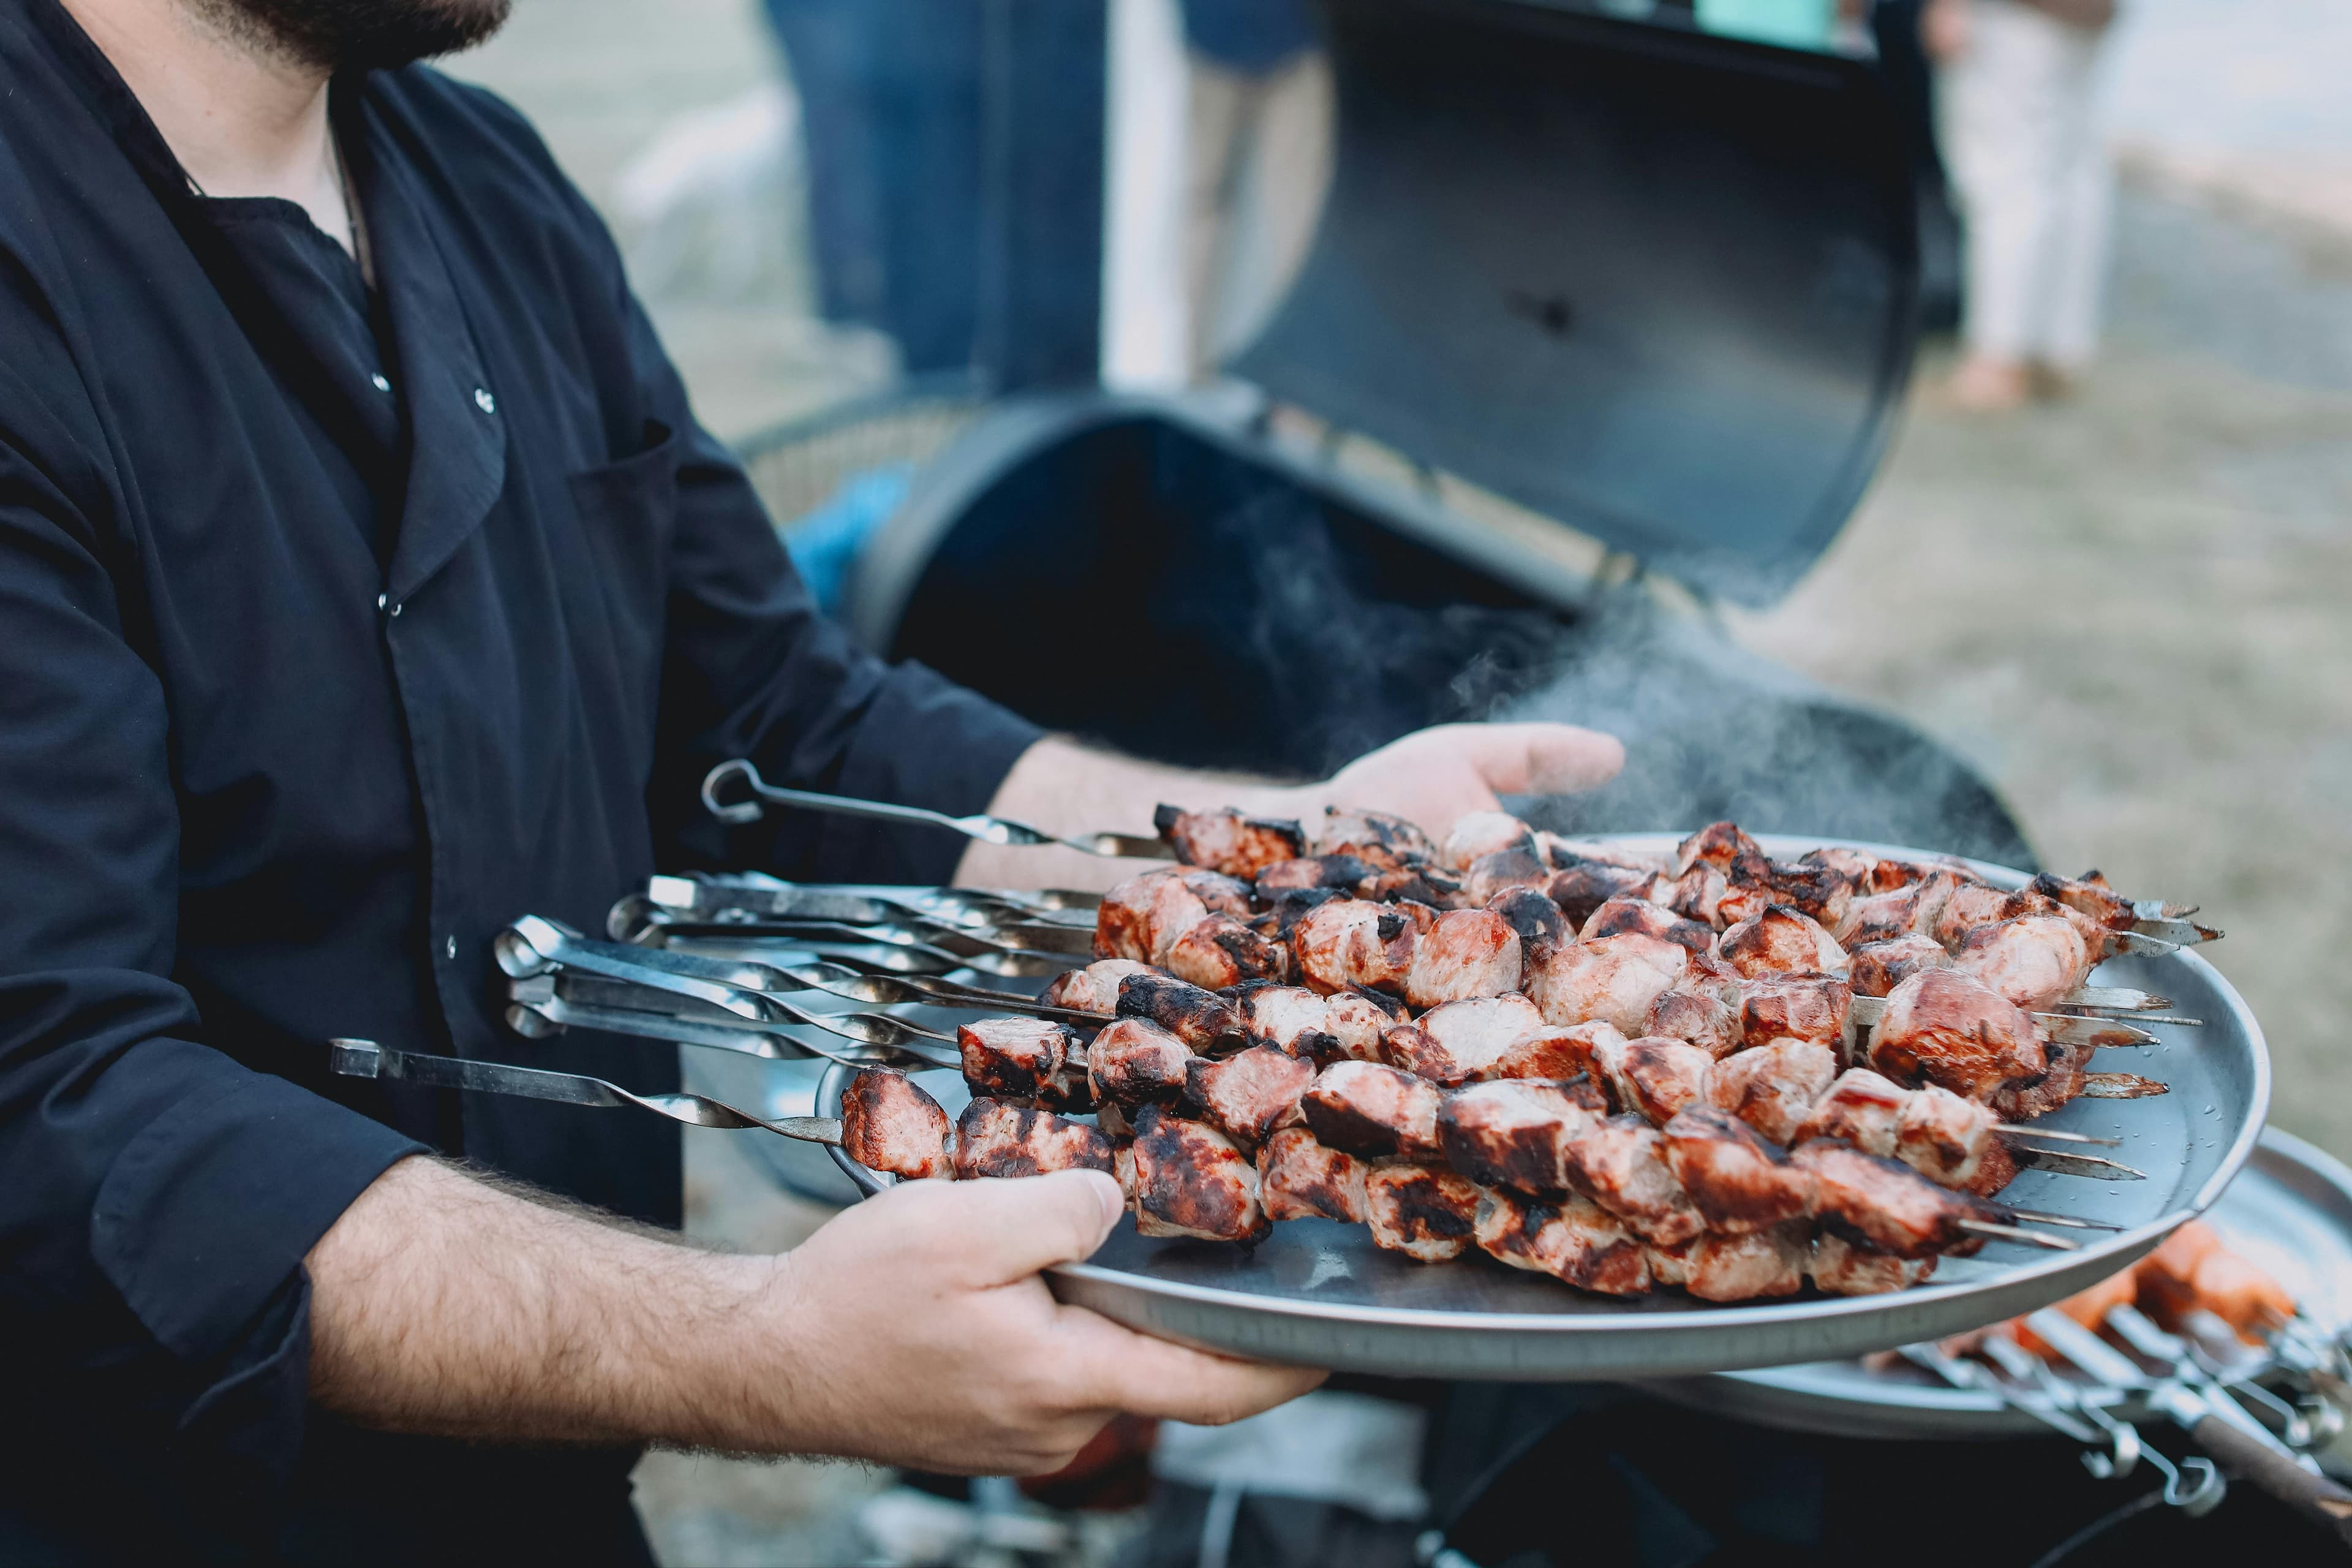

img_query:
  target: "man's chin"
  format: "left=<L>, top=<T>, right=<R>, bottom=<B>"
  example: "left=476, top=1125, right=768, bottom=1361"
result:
left=195, top=0, right=514, bottom=71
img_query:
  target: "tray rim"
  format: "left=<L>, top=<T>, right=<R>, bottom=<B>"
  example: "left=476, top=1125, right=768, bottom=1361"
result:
left=818, top=832, right=2271, bottom=1380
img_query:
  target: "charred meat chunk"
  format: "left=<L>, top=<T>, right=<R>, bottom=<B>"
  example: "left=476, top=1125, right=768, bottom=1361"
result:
left=1298, top=1061, right=1444, bottom=1162
left=1095, top=867, right=1253, bottom=963
left=1042, top=958, right=1150, bottom=1014
left=1384, top=993, right=1545, bottom=1085
left=1792, top=1066, right=1908, bottom=1155
left=1441, top=811, right=1538, bottom=872
left=1990, top=1036, right=2090, bottom=1122
left=957, top=1017, right=1077, bottom=1101
left=1706, top=1037, right=1838, bottom=1145
left=1557, top=1114, right=1707, bottom=1246
left=1869, top=968, right=2046, bottom=1103
left=2029, top=870, right=2140, bottom=933
left=1725, top=854, right=1855, bottom=935
left=1893, top=1083, right=2000, bottom=1191
left=1487, top=886, right=1572, bottom=955
left=1672, top=821, right=1765, bottom=877
left=1183, top=1045, right=1317, bottom=1147
left=1525, top=932, right=1691, bottom=1036
left=1659, top=1105, right=1819, bottom=1234
left=1404, top=908, right=1524, bottom=1009
left=1474, top=1188, right=1653, bottom=1295
left=1481, top=1020, right=1624, bottom=1085
left=1578, top=895, right=1715, bottom=957
left=952, top=1097, right=1117, bottom=1181
left=1642, top=986, right=1743, bottom=1059
left=1717, top=905, right=1846, bottom=979
left=1544, top=862, right=1657, bottom=928
left=1256, top=854, right=1378, bottom=899
left=1323, top=988, right=1403, bottom=1061
left=1437, top=1079, right=1601, bottom=1193
left=1836, top=868, right=1967, bottom=948
left=1165, top=913, right=1291, bottom=990
left=1953, top=914, right=2091, bottom=1012
left=1256, top=1129, right=1370, bottom=1224
left=1650, top=1225, right=1807, bottom=1302
left=1844, top=935, right=1949, bottom=998
left=1260, top=886, right=1349, bottom=938
left=838, top=1068, right=954, bottom=1181
left=1364, top=1164, right=1482, bottom=1262
left=1117, top=971, right=1246, bottom=1052
left=1461, top=846, right=1553, bottom=906
left=1292, top=899, right=1417, bottom=996
left=1612, top=1036, right=1714, bottom=1126
left=1791, top=1138, right=2009, bottom=1259
left=1154, top=804, right=1306, bottom=880
left=1129, top=1104, right=1269, bottom=1243
left=1735, top=973, right=1852, bottom=1052
left=1235, top=983, right=1340, bottom=1060
left=1808, top=1230, right=1937, bottom=1295
left=1310, top=806, right=1436, bottom=865
left=1087, top=1017, right=1196, bottom=1107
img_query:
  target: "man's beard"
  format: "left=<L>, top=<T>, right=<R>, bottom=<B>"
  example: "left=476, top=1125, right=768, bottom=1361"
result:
left=192, top=0, right=513, bottom=70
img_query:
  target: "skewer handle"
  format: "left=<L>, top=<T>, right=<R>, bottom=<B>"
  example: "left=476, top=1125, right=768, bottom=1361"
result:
left=2170, top=1405, right=2352, bottom=1548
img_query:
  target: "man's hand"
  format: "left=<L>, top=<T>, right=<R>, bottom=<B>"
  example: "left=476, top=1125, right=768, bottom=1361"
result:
left=1286, top=722, right=1623, bottom=839
left=307, top=1158, right=1320, bottom=1470
left=766, top=1170, right=1324, bottom=1473
left=962, top=720, right=1624, bottom=888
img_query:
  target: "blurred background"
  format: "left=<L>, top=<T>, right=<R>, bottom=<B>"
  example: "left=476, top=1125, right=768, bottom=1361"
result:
left=445, top=0, right=2349, bottom=1559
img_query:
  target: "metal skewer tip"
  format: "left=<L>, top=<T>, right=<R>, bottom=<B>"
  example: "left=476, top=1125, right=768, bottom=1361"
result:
left=1959, top=1219, right=2080, bottom=1252
left=1994, top=1125, right=2122, bottom=1147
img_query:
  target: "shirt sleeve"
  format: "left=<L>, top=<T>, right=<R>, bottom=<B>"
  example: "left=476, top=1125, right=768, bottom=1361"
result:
left=628, top=300, right=1047, bottom=886
left=0, top=394, right=427, bottom=1509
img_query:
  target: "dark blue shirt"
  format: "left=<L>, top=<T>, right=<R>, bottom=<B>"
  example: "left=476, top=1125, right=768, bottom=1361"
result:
left=0, top=1, right=1042, bottom=1557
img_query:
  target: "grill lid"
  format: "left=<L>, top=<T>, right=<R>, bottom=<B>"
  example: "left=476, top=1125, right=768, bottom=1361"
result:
left=1228, top=0, right=1919, bottom=607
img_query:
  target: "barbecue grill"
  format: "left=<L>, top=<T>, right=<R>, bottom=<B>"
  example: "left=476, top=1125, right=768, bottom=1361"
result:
left=774, top=0, right=2035, bottom=865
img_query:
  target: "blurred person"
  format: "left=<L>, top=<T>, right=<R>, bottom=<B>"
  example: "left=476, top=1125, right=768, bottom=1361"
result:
left=0, top=0, right=1632, bottom=1558
left=1926, top=0, right=2120, bottom=409
left=1178, top=0, right=1332, bottom=375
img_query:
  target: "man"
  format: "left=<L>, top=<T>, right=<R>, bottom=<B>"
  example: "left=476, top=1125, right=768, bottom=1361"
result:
left=0, top=0, right=1624, bottom=1559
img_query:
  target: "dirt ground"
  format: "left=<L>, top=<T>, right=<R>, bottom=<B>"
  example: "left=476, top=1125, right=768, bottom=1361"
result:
left=443, top=6, right=2352, bottom=1560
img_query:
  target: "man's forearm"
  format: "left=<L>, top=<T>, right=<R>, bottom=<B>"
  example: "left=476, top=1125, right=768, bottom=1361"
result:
left=306, top=1156, right=781, bottom=1448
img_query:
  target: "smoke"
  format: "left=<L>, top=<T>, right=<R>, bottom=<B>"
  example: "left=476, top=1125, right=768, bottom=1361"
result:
left=1199, top=483, right=2035, bottom=866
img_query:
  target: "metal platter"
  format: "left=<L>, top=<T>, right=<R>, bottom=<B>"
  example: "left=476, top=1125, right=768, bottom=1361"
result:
left=810, top=835, right=2270, bottom=1382
left=1643, top=1126, right=2352, bottom=1436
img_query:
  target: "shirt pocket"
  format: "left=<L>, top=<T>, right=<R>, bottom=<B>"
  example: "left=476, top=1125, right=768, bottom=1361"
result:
left=565, top=418, right=680, bottom=720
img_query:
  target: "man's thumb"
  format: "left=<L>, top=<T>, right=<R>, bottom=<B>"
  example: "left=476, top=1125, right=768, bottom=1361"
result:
left=924, top=1168, right=1126, bottom=1285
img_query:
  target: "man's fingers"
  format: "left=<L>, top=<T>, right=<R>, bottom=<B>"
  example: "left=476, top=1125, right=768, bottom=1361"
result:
left=1053, top=1306, right=1328, bottom=1425
left=878, top=1169, right=1125, bottom=1287
left=1460, top=722, right=1624, bottom=796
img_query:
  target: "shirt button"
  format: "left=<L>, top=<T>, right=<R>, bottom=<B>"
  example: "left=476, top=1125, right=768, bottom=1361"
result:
left=371, top=372, right=392, bottom=393
left=473, top=387, right=497, bottom=414
left=445, top=935, right=458, bottom=959
left=376, top=593, right=387, bottom=611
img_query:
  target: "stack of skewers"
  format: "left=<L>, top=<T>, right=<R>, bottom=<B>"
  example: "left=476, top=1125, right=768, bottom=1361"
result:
left=480, top=805, right=2223, bottom=1306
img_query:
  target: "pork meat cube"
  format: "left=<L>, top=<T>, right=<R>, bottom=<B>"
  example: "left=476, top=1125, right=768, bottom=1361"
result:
left=1736, top=974, right=1853, bottom=1053
left=1953, top=914, right=2093, bottom=1012
left=1790, top=1138, right=2005, bottom=1259
left=1404, top=908, right=1525, bottom=1009
left=957, top=1017, right=1077, bottom=1101
left=1652, top=1224, right=1808, bottom=1302
left=838, top=1068, right=954, bottom=1181
left=1363, top=1164, right=1482, bottom=1262
left=1095, top=867, right=1251, bottom=963
left=1792, top=1067, right=1908, bottom=1156
left=1292, top=898, right=1416, bottom=996
left=1087, top=1017, right=1195, bottom=1107
left=1383, top=993, right=1545, bottom=1085
left=1557, top=1113, right=1707, bottom=1246
left=1129, top=1104, right=1269, bottom=1243
left=1893, top=1084, right=2000, bottom=1191
left=1481, top=1020, right=1626, bottom=1085
left=1461, top=846, right=1553, bottom=906
left=1544, top=862, right=1657, bottom=927
left=952, top=1098, right=1118, bottom=1181
left=1154, top=804, right=1306, bottom=880
left=1298, top=1061, right=1444, bottom=1161
left=1807, top=1230, right=1938, bottom=1295
left=1614, top=1036, right=1714, bottom=1126
left=1578, top=895, right=1716, bottom=957
left=1117, top=971, right=1246, bottom=1052
left=1436, top=1079, right=1600, bottom=1193
left=1486, top=886, right=1573, bottom=956
left=1041, top=958, right=1151, bottom=1014
left=1441, top=810, right=1537, bottom=872
left=1257, top=1128, right=1370, bottom=1223
left=1184, top=1044, right=1317, bottom=1147
left=1705, top=1036, right=1838, bottom=1145
left=1717, top=905, right=1847, bottom=979
left=1659, top=1105, right=1819, bottom=1234
left=1869, top=968, right=2046, bottom=1103
left=1843, top=934, right=1950, bottom=998
left=1236, top=982, right=1338, bottom=1060
left=1642, top=986, right=1743, bottom=1059
left=1166, top=914, right=1291, bottom=990
left=1525, top=932, right=1690, bottom=1035
left=1324, top=987, right=1404, bottom=1061
left=1310, top=807, right=1436, bottom=865
left=1474, top=1188, right=1653, bottom=1295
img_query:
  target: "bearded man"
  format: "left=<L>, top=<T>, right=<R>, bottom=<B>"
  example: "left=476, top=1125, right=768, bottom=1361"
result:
left=0, top=0, right=1623, bottom=1559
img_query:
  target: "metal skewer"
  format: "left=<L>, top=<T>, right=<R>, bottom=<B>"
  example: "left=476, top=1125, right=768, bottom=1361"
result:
left=506, top=982, right=945, bottom=1072
left=699, top=759, right=1176, bottom=860
left=1845, top=996, right=2163, bottom=1046
left=329, top=1038, right=846, bottom=1143
left=1958, top=1219, right=2079, bottom=1252
left=2003, top=1146, right=2149, bottom=1182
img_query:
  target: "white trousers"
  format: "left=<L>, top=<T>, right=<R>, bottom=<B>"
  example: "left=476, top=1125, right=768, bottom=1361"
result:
left=1939, top=0, right=2114, bottom=368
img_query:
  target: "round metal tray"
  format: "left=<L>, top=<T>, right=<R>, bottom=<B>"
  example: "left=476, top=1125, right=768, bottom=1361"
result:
left=818, top=835, right=2271, bottom=1382
left=1643, top=1125, right=2352, bottom=1436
